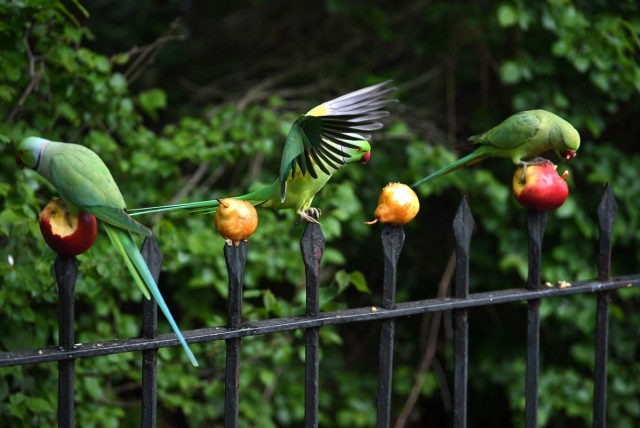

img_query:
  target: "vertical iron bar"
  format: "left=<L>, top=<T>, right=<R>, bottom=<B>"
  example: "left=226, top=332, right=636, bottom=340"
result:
left=141, top=237, right=162, bottom=428
left=377, top=225, right=405, bottom=428
left=55, top=255, right=79, bottom=428
left=300, top=223, right=325, bottom=428
left=452, top=197, right=474, bottom=428
left=594, top=185, right=616, bottom=428
left=526, top=210, right=547, bottom=291
left=224, top=241, right=248, bottom=428
left=525, top=210, right=548, bottom=428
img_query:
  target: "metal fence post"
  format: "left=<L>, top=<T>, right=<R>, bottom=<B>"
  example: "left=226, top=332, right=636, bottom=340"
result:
left=141, top=237, right=162, bottom=428
left=452, top=197, right=474, bottom=428
left=300, top=222, right=325, bottom=428
left=525, top=209, right=548, bottom=428
left=594, top=184, right=616, bottom=428
left=224, top=241, right=248, bottom=428
left=377, top=224, right=405, bottom=428
left=54, top=255, right=79, bottom=428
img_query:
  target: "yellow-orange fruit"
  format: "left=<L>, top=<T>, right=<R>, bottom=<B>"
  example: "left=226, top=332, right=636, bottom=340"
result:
left=214, top=198, right=258, bottom=245
left=365, top=182, right=420, bottom=225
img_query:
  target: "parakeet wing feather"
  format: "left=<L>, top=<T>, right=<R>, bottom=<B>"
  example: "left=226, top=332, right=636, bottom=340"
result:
left=48, top=147, right=126, bottom=209
left=469, top=111, right=541, bottom=149
left=279, top=81, right=396, bottom=201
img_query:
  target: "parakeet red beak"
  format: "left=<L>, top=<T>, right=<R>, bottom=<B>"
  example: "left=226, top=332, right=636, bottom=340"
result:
left=361, top=151, right=371, bottom=165
left=561, top=149, right=576, bottom=161
left=15, top=154, right=25, bottom=169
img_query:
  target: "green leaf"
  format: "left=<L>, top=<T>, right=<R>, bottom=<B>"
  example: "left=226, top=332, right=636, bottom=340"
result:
left=347, top=270, right=369, bottom=293
left=334, top=269, right=350, bottom=294
left=333, top=269, right=370, bottom=294
left=138, top=89, right=167, bottom=121
left=500, top=60, right=521, bottom=84
left=25, top=397, right=54, bottom=413
left=109, top=73, right=128, bottom=94
left=497, top=4, right=518, bottom=28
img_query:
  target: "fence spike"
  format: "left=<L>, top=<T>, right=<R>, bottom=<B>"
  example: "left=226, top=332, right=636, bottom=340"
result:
left=453, top=197, right=474, bottom=428
left=453, top=196, right=474, bottom=299
left=301, top=222, right=325, bottom=428
left=377, top=224, right=405, bottom=428
left=141, top=236, right=162, bottom=428
left=597, top=184, right=617, bottom=281
left=224, top=241, right=248, bottom=428
left=594, top=184, right=616, bottom=428
left=526, top=209, right=548, bottom=291
left=301, top=223, right=324, bottom=317
left=225, top=241, right=248, bottom=330
left=524, top=209, right=548, bottom=428
left=381, top=224, right=405, bottom=309
left=54, top=254, right=79, bottom=428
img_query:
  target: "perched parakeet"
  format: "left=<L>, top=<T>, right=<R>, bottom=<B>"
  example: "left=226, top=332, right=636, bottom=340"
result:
left=16, top=137, right=198, bottom=367
left=129, top=81, right=397, bottom=222
left=412, top=109, right=580, bottom=187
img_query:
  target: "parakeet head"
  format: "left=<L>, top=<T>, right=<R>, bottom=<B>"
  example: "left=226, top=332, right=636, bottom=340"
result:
left=361, top=150, right=371, bottom=164
left=339, top=137, right=371, bottom=165
left=16, top=137, right=49, bottom=170
left=550, top=120, right=580, bottom=161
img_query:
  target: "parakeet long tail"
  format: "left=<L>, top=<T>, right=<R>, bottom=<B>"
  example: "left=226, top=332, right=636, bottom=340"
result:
left=411, top=150, right=488, bottom=188
left=128, top=181, right=279, bottom=216
left=104, top=224, right=199, bottom=367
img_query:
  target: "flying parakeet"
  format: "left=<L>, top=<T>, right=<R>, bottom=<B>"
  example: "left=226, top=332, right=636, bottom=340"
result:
left=128, top=81, right=397, bottom=222
left=412, top=109, right=580, bottom=187
left=16, top=137, right=199, bottom=367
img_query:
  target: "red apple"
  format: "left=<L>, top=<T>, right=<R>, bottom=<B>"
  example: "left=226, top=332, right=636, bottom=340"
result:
left=39, top=198, right=98, bottom=257
left=214, top=198, right=259, bottom=246
left=365, top=182, right=420, bottom=225
left=512, top=163, right=569, bottom=211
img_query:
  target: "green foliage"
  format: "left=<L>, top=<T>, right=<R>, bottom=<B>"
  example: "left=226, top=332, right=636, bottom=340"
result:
left=1, top=0, right=640, bottom=426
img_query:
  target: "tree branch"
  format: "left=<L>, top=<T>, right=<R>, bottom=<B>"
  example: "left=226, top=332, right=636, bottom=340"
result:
left=394, top=251, right=456, bottom=428
left=7, top=29, right=45, bottom=123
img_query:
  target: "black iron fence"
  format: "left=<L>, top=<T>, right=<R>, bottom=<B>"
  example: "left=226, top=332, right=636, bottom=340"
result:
left=1, top=184, right=638, bottom=427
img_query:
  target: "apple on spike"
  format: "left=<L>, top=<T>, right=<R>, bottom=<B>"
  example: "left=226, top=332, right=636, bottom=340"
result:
left=39, top=198, right=98, bottom=257
left=512, top=163, right=570, bottom=211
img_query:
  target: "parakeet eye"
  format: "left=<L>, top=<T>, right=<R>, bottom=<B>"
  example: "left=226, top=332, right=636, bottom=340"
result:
left=15, top=152, right=25, bottom=169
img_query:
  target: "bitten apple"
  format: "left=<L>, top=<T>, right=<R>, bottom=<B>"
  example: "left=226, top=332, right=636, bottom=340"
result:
left=365, top=182, right=420, bottom=225
left=39, top=198, right=98, bottom=256
left=512, top=163, right=569, bottom=211
left=214, top=198, right=259, bottom=246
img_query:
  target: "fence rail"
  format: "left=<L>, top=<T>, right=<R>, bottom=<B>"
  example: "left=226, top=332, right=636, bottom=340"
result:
left=1, top=184, right=637, bottom=427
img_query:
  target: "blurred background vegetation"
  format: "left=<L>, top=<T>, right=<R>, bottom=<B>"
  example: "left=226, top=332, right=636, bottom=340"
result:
left=1, top=0, right=639, bottom=426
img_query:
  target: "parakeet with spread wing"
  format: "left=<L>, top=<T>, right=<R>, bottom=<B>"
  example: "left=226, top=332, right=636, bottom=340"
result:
left=412, top=109, right=580, bottom=188
left=16, top=137, right=199, bottom=367
left=128, top=81, right=397, bottom=223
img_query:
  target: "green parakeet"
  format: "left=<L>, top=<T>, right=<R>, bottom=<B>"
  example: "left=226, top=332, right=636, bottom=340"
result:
left=129, top=81, right=397, bottom=222
left=16, top=137, right=198, bottom=367
left=412, top=109, right=580, bottom=187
